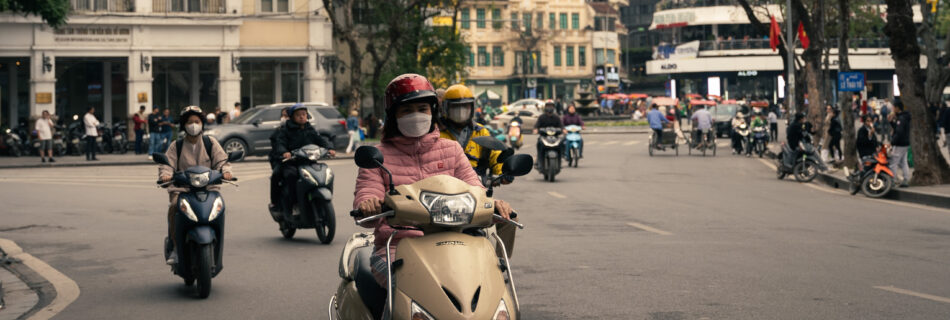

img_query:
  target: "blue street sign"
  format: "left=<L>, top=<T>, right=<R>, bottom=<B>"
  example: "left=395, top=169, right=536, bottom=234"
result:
left=838, top=72, right=865, bottom=92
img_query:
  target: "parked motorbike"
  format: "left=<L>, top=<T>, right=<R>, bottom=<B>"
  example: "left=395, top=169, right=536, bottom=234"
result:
left=271, top=144, right=336, bottom=243
left=776, top=133, right=826, bottom=182
left=66, top=115, right=85, bottom=155
left=751, top=126, right=768, bottom=158
left=564, top=125, right=582, bottom=168
left=152, top=150, right=242, bottom=298
left=506, top=121, right=523, bottom=150
left=111, top=121, right=129, bottom=154
left=845, top=146, right=894, bottom=198
left=12, top=122, right=35, bottom=156
left=1, top=128, right=23, bottom=157
left=329, top=146, right=532, bottom=320
left=536, top=126, right=564, bottom=182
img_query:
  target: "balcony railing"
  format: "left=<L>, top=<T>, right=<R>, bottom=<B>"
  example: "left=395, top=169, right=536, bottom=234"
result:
left=153, top=0, right=226, bottom=14
left=70, top=0, right=134, bottom=12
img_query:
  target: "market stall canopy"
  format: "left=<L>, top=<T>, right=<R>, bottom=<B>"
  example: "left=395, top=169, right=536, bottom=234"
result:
left=689, top=99, right=716, bottom=106
left=652, top=97, right=679, bottom=106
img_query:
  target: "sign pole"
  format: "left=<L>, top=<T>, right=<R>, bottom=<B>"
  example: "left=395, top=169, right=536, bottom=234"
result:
left=787, top=0, right=796, bottom=114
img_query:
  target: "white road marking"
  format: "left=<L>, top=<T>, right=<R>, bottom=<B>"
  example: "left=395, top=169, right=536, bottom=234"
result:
left=602, top=141, right=619, bottom=146
left=0, top=238, right=80, bottom=320
left=586, top=141, right=600, bottom=145
left=547, top=191, right=567, bottom=199
left=757, top=158, right=777, bottom=170
left=874, top=286, right=950, bottom=304
left=623, top=141, right=640, bottom=146
left=626, top=222, right=673, bottom=235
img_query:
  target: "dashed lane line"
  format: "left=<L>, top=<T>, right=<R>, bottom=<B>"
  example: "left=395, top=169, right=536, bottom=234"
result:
left=602, top=141, right=619, bottom=146
left=586, top=141, right=600, bottom=145
left=547, top=191, right=567, bottom=199
left=623, top=141, right=640, bottom=146
left=626, top=222, right=673, bottom=236
left=874, top=286, right=950, bottom=304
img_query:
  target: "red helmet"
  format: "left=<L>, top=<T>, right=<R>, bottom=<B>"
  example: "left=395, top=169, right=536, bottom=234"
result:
left=385, top=74, right=438, bottom=112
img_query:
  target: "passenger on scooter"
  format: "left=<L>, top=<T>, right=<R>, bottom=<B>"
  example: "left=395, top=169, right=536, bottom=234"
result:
left=158, top=106, right=233, bottom=265
left=437, top=85, right=509, bottom=183
left=354, top=73, right=516, bottom=287
left=646, top=104, right=669, bottom=146
left=561, top=105, right=585, bottom=158
left=269, top=104, right=336, bottom=216
left=690, top=104, right=713, bottom=146
left=533, top=101, right=565, bottom=167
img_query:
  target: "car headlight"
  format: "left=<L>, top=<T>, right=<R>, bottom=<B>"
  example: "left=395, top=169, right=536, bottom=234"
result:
left=179, top=198, right=199, bottom=222
left=410, top=301, right=435, bottom=320
left=188, top=172, right=211, bottom=188
left=420, top=192, right=475, bottom=226
left=301, top=169, right=318, bottom=184
left=209, top=197, right=224, bottom=221
left=493, top=299, right=510, bottom=320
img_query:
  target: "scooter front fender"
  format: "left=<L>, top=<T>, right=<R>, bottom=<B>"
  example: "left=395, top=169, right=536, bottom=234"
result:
left=313, top=187, right=333, bottom=201
left=873, top=165, right=894, bottom=178
left=186, top=226, right=216, bottom=245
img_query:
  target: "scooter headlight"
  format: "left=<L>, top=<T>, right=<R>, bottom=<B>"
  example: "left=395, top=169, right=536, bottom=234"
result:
left=419, top=192, right=475, bottom=226
left=188, top=172, right=211, bottom=188
left=493, top=299, right=510, bottom=320
left=179, top=198, right=199, bottom=222
left=306, top=148, right=325, bottom=161
left=209, top=197, right=224, bottom=221
left=410, top=301, right=435, bottom=320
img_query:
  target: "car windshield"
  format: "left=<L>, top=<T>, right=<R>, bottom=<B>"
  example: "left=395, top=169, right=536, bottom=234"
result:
left=230, top=108, right=263, bottom=124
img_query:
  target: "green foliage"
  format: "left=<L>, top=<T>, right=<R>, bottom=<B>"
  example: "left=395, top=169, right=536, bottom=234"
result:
left=0, top=0, right=69, bottom=27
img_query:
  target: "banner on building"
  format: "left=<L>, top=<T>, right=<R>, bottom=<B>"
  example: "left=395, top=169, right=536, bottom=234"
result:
left=653, top=41, right=700, bottom=60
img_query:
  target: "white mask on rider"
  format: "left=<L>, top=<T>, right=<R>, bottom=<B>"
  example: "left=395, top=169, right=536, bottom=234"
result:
left=185, top=123, right=203, bottom=136
left=447, top=105, right=471, bottom=124
left=397, top=112, right=432, bottom=137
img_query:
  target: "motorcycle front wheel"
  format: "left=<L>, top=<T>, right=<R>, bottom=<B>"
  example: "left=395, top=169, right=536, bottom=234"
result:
left=194, top=243, right=213, bottom=299
left=793, top=161, right=818, bottom=183
left=861, top=174, right=893, bottom=198
left=314, top=201, right=336, bottom=244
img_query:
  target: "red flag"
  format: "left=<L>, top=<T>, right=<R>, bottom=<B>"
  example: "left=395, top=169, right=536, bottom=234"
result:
left=797, top=22, right=810, bottom=49
left=769, top=16, right=780, bottom=51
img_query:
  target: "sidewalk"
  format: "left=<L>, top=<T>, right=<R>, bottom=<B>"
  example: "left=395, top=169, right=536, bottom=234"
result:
left=0, top=153, right=354, bottom=170
left=0, top=248, right=40, bottom=320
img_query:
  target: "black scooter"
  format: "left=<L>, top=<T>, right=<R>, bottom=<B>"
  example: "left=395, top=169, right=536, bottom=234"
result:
left=537, top=127, right=564, bottom=182
left=776, top=133, right=826, bottom=182
left=271, top=144, right=336, bottom=244
left=152, top=150, right=242, bottom=299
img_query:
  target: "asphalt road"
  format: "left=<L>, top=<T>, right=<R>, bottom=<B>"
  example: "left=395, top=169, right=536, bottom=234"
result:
left=1, top=133, right=950, bottom=319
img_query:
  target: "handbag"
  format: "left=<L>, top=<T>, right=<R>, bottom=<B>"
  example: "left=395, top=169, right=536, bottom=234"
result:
left=358, top=128, right=365, bottom=141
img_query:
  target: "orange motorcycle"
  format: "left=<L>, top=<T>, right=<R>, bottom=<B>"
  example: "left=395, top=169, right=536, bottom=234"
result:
left=846, top=146, right=895, bottom=198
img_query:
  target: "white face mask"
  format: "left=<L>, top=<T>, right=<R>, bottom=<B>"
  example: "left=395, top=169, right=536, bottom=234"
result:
left=397, top=112, right=431, bottom=137
left=447, top=106, right=471, bottom=123
left=185, top=123, right=203, bottom=136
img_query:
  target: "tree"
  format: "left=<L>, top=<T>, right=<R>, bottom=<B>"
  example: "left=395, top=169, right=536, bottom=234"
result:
left=836, top=0, right=858, bottom=169
left=511, top=11, right=554, bottom=100
left=0, top=0, right=69, bottom=27
left=322, top=0, right=366, bottom=114
left=884, top=0, right=950, bottom=185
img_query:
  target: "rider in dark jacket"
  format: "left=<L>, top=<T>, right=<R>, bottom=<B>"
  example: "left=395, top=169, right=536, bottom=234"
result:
left=534, top=102, right=564, bottom=166
left=269, top=105, right=335, bottom=213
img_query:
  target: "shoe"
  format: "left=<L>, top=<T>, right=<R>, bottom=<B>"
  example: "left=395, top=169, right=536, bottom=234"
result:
left=148, top=155, right=153, bottom=160
left=41, top=158, right=46, bottom=163
left=166, top=249, right=178, bottom=265
left=49, top=158, right=55, bottom=163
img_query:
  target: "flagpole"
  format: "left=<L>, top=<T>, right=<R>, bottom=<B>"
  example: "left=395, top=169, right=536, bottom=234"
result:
left=787, top=0, right=796, bottom=114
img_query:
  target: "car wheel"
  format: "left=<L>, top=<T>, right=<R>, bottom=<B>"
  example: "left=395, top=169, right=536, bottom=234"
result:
left=222, top=138, right=247, bottom=161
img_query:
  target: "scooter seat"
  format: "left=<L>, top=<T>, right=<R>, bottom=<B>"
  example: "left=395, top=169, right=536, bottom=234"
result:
left=353, top=246, right=386, bottom=319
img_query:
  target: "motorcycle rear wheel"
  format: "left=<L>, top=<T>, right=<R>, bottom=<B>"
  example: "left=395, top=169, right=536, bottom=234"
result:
left=861, top=174, right=893, bottom=198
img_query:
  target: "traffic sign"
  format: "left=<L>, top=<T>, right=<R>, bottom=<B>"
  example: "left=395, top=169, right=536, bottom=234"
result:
left=838, top=72, right=865, bottom=92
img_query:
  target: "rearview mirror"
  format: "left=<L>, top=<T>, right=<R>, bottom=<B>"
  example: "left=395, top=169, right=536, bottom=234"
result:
left=151, top=153, right=170, bottom=166
left=227, top=151, right=244, bottom=162
left=252, top=119, right=262, bottom=127
left=501, top=154, right=533, bottom=177
left=472, top=136, right=507, bottom=151
left=354, top=146, right=383, bottom=169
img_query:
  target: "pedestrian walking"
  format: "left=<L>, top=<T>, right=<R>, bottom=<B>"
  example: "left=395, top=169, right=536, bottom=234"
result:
left=35, top=110, right=55, bottom=163
left=83, top=107, right=100, bottom=161
left=888, top=101, right=911, bottom=188
left=133, top=105, right=147, bottom=154
left=147, top=106, right=162, bottom=157
left=346, top=110, right=360, bottom=154
left=160, top=109, right=174, bottom=151
left=767, top=109, right=779, bottom=142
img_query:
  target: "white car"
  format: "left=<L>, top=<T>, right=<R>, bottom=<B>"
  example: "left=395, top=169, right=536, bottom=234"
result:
left=489, top=108, right=542, bottom=131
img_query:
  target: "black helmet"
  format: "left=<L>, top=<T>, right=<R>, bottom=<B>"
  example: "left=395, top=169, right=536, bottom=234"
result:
left=179, top=106, right=205, bottom=128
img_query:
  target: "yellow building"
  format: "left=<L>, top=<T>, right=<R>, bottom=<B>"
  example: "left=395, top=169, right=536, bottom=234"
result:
left=459, top=0, right=626, bottom=104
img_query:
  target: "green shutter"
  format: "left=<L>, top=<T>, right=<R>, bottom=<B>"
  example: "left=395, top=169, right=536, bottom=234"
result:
left=492, top=8, right=501, bottom=29
left=560, top=13, right=567, bottom=29
left=554, top=46, right=561, bottom=66
left=476, top=8, right=485, bottom=28
left=461, top=9, right=470, bottom=29
left=566, top=46, right=574, bottom=66
left=579, top=46, right=586, bottom=66
left=572, top=13, right=579, bottom=29
left=548, top=13, right=555, bottom=29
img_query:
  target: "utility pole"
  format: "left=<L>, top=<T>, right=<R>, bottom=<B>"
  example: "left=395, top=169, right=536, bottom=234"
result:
left=786, top=0, right=796, bottom=113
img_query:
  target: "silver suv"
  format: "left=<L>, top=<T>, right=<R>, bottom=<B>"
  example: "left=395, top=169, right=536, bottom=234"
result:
left=204, top=102, right=348, bottom=161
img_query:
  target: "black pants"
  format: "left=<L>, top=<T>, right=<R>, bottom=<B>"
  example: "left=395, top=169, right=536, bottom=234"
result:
left=651, top=128, right=663, bottom=146
left=85, top=136, right=97, bottom=160
left=271, top=165, right=299, bottom=209
left=829, top=133, right=842, bottom=160
left=731, top=132, right=744, bottom=153
left=769, top=123, right=778, bottom=142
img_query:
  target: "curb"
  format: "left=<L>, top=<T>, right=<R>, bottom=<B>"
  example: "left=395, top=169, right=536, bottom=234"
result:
left=0, top=155, right=356, bottom=170
left=0, top=238, right=80, bottom=320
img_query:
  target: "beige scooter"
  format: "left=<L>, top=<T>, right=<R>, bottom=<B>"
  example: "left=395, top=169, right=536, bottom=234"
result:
left=329, top=146, right=532, bottom=320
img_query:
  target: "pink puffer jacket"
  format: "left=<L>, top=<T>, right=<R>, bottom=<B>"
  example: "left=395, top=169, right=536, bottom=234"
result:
left=353, top=128, right=482, bottom=284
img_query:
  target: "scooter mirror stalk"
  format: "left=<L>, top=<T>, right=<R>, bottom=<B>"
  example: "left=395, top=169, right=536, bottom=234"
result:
left=227, top=150, right=244, bottom=162
left=151, top=153, right=170, bottom=165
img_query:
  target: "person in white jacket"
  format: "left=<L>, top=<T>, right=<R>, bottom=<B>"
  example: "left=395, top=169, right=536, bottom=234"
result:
left=35, top=110, right=55, bottom=163
left=83, top=107, right=100, bottom=161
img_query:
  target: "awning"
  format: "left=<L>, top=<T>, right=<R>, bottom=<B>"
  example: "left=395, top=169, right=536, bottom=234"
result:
left=652, top=97, right=679, bottom=106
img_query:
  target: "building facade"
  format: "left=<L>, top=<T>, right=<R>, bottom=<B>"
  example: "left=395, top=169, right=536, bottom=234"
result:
left=459, top=0, right=627, bottom=104
left=0, top=0, right=333, bottom=128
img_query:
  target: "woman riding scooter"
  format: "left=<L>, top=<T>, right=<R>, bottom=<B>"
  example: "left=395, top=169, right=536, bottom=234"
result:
left=354, top=74, right=516, bottom=288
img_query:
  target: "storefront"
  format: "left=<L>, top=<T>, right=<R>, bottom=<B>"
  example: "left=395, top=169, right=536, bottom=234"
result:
left=0, top=58, right=30, bottom=128
left=239, top=59, right=305, bottom=108
left=55, top=58, right=128, bottom=123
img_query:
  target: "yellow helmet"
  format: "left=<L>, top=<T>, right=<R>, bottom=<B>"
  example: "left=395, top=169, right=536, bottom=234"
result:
left=442, top=84, right=475, bottom=125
